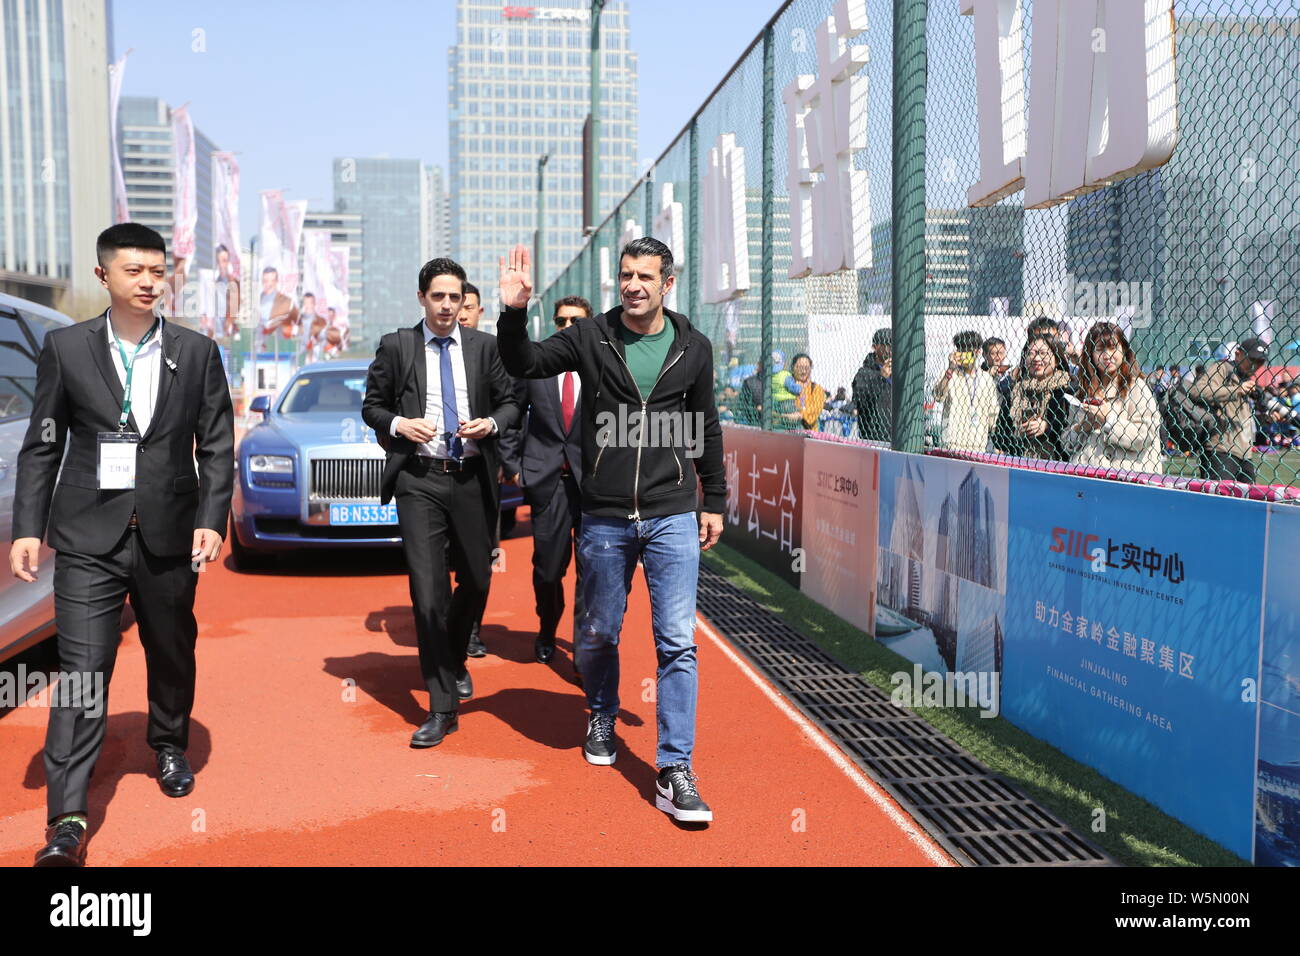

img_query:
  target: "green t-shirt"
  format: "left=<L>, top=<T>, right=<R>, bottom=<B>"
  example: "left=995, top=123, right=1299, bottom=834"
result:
left=618, top=319, right=674, bottom=401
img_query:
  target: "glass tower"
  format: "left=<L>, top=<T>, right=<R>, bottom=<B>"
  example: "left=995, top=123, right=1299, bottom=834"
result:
left=449, top=0, right=638, bottom=330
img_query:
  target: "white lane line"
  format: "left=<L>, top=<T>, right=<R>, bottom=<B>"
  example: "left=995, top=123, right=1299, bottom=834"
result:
left=696, top=614, right=955, bottom=867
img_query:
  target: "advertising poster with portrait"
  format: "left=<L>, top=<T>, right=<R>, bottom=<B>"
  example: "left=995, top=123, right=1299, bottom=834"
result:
left=211, top=152, right=241, bottom=339
left=1002, top=471, right=1265, bottom=860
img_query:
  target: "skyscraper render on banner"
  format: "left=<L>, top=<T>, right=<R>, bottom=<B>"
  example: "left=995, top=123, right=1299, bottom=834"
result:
left=450, top=0, right=638, bottom=325
left=0, top=0, right=111, bottom=318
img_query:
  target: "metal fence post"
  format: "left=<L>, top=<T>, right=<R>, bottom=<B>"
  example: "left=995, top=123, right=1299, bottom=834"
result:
left=760, top=22, right=775, bottom=432
left=688, top=120, right=700, bottom=323
left=892, top=0, right=926, bottom=453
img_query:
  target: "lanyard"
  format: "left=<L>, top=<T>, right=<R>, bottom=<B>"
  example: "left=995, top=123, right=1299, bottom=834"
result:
left=110, top=318, right=160, bottom=431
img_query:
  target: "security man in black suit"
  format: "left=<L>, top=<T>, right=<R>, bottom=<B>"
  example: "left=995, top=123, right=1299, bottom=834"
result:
left=10, top=223, right=234, bottom=867
left=499, top=295, right=590, bottom=668
left=362, top=258, right=519, bottom=748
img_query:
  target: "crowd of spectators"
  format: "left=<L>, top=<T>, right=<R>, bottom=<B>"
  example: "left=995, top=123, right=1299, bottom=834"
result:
left=717, top=317, right=1287, bottom=486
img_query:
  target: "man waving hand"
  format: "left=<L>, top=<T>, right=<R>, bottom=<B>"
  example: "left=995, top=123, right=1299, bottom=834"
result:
left=495, top=241, right=724, bottom=824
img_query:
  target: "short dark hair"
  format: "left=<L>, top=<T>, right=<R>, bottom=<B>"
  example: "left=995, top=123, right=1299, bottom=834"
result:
left=954, top=330, right=983, bottom=351
left=554, top=295, right=593, bottom=320
left=463, top=282, right=481, bottom=302
left=1027, top=316, right=1059, bottom=337
left=791, top=352, right=813, bottom=368
left=419, top=257, right=466, bottom=295
left=982, top=337, right=1005, bottom=353
left=96, top=222, right=165, bottom=267
left=262, top=265, right=278, bottom=277
left=872, top=327, right=892, bottom=347
left=302, top=292, right=316, bottom=300
left=619, top=236, right=674, bottom=281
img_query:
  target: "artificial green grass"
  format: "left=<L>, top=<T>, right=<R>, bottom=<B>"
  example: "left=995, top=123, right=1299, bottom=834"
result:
left=1162, top=446, right=1300, bottom=487
left=702, top=542, right=1249, bottom=868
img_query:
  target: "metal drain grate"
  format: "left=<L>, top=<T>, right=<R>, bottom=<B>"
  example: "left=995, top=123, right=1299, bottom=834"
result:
left=696, top=565, right=1112, bottom=867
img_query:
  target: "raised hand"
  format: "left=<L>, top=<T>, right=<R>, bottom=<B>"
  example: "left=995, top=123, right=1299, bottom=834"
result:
left=499, top=243, right=533, bottom=310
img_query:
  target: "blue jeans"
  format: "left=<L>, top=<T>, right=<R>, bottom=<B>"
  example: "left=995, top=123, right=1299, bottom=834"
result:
left=577, top=511, right=700, bottom=769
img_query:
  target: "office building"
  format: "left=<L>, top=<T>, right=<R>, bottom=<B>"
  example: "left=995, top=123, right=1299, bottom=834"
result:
left=333, top=156, right=424, bottom=348
left=421, top=164, right=451, bottom=262
left=450, top=0, right=638, bottom=324
left=0, top=0, right=111, bottom=317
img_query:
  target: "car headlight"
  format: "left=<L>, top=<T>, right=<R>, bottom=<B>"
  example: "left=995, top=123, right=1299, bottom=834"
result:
left=248, top=454, right=294, bottom=474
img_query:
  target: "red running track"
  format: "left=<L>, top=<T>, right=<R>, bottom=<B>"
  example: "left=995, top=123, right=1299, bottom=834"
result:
left=0, top=512, right=949, bottom=867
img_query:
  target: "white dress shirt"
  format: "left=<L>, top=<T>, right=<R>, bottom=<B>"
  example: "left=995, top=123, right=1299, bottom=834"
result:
left=106, top=309, right=164, bottom=435
left=390, top=321, right=497, bottom=458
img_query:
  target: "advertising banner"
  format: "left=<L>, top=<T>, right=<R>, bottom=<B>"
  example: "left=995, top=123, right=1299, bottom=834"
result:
left=170, top=105, right=197, bottom=261
left=324, top=246, right=351, bottom=356
left=801, top=438, right=879, bottom=635
left=874, top=451, right=1009, bottom=687
left=108, top=54, right=130, bottom=224
left=1257, top=503, right=1300, bottom=867
left=300, top=229, right=331, bottom=358
left=1002, top=470, right=1265, bottom=860
left=257, top=191, right=307, bottom=343
left=211, top=152, right=241, bottom=339
left=720, top=425, right=804, bottom=587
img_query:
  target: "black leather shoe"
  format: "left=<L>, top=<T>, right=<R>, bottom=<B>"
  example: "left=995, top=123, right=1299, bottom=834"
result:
left=34, top=819, right=87, bottom=867
left=456, top=669, right=474, bottom=700
left=156, top=750, right=195, bottom=798
left=410, top=711, right=458, bottom=748
left=466, top=623, right=487, bottom=658
left=535, top=637, right=555, bottom=664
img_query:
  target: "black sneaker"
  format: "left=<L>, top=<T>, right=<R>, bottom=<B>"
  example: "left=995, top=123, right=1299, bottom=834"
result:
left=583, top=713, right=617, bottom=766
left=655, top=764, right=713, bottom=822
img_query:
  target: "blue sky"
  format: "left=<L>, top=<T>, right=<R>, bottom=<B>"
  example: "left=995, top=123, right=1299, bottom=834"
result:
left=110, top=0, right=778, bottom=247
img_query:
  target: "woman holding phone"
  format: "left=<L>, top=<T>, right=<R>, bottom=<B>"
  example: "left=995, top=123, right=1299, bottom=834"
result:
left=1064, top=321, right=1162, bottom=473
left=994, top=332, right=1071, bottom=461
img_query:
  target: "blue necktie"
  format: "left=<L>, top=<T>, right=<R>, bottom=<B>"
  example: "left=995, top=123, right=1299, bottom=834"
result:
left=433, top=336, right=463, bottom=459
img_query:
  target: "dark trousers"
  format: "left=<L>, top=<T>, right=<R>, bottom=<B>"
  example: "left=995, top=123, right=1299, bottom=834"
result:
left=531, top=470, right=584, bottom=643
left=1199, top=450, right=1256, bottom=484
left=45, top=527, right=199, bottom=822
left=395, top=456, right=494, bottom=714
left=450, top=496, right=500, bottom=638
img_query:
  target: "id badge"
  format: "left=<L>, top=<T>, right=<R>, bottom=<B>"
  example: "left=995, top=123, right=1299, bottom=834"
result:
left=98, top=431, right=140, bottom=489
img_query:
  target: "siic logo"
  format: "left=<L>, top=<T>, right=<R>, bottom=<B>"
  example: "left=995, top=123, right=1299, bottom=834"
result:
left=1049, top=527, right=1185, bottom=585
left=1050, top=527, right=1097, bottom=560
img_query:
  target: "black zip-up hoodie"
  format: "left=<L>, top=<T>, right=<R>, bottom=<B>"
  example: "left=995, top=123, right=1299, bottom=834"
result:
left=496, top=304, right=726, bottom=520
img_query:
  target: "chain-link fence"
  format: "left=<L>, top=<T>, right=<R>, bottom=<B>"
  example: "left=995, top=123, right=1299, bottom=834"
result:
left=539, top=0, right=1300, bottom=491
